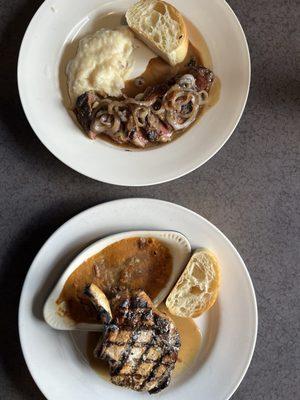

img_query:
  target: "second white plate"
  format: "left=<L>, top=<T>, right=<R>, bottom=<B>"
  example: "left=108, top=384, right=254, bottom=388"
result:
left=19, top=199, right=257, bottom=400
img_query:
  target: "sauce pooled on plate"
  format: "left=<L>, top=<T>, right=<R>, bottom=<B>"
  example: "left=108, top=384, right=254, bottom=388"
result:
left=57, top=237, right=172, bottom=323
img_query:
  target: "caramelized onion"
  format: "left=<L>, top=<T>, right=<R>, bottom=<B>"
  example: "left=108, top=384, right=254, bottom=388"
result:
left=124, top=97, right=157, bottom=107
left=91, top=109, right=121, bottom=136
left=88, top=74, right=209, bottom=142
left=166, top=109, right=198, bottom=130
left=147, top=112, right=161, bottom=130
left=108, top=100, right=124, bottom=114
left=151, top=99, right=166, bottom=118
left=166, top=94, right=200, bottom=130
left=178, top=74, right=196, bottom=90
left=95, top=98, right=112, bottom=108
left=161, top=82, right=209, bottom=131
left=133, top=106, right=150, bottom=127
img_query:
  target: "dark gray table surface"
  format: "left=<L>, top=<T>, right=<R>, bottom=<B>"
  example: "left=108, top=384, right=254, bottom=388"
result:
left=0, top=0, right=299, bottom=399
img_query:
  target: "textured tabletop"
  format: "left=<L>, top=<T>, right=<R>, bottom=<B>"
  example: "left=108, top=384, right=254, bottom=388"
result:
left=0, top=0, right=299, bottom=399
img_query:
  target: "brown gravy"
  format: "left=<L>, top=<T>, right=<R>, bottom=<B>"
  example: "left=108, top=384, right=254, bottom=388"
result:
left=87, top=332, right=110, bottom=381
left=159, top=304, right=201, bottom=376
left=57, top=237, right=172, bottom=323
left=124, top=42, right=203, bottom=98
left=86, top=304, right=201, bottom=380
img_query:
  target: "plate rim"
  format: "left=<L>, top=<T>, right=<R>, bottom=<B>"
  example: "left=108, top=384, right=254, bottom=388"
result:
left=17, top=0, right=251, bottom=187
left=18, top=198, right=258, bottom=400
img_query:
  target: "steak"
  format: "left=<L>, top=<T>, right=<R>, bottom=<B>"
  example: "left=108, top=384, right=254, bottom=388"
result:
left=74, top=64, right=214, bottom=147
left=94, top=289, right=181, bottom=393
left=74, top=91, right=99, bottom=139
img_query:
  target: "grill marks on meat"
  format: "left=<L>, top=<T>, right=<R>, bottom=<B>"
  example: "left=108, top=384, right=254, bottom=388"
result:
left=94, top=290, right=181, bottom=393
left=74, top=64, right=214, bottom=148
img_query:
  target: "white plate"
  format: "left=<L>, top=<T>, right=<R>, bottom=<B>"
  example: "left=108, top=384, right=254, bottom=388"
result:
left=18, top=0, right=250, bottom=186
left=19, top=199, right=257, bottom=400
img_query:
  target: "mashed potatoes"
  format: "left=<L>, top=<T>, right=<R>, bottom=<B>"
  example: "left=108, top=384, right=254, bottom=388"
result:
left=67, top=28, right=134, bottom=105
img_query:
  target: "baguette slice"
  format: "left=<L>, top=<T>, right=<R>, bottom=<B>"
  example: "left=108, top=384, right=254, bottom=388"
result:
left=126, top=0, right=188, bottom=66
left=166, top=249, right=220, bottom=318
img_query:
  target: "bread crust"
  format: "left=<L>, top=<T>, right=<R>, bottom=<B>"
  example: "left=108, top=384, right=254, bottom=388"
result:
left=163, top=1, right=189, bottom=65
left=126, top=0, right=188, bottom=66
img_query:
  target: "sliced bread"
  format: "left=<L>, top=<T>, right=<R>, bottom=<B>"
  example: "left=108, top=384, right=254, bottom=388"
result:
left=166, top=249, right=221, bottom=318
left=125, top=0, right=188, bottom=66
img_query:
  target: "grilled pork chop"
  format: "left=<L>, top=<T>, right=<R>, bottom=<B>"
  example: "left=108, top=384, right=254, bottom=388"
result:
left=93, top=289, right=181, bottom=393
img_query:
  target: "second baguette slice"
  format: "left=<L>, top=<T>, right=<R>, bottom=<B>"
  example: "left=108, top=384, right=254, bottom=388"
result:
left=166, top=249, right=220, bottom=318
left=125, top=0, right=188, bottom=66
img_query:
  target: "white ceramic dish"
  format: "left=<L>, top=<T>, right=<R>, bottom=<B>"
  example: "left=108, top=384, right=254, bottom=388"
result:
left=19, top=199, right=257, bottom=400
left=43, top=230, right=191, bottom=331
left=18, top=0, right=250, bottom=186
